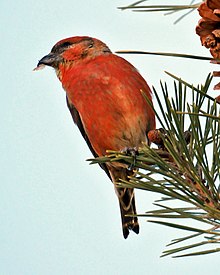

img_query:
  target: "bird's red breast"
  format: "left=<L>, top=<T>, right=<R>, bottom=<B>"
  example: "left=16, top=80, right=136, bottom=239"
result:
left=59, top=53, right=155, bottom=156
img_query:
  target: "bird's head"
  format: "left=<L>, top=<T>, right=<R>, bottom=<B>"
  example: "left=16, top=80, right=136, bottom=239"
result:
left=34, top=36, right=111, bottom=75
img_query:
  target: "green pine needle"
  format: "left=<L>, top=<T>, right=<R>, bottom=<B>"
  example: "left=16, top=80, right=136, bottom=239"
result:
left=88, top=73, right=220, bottom=257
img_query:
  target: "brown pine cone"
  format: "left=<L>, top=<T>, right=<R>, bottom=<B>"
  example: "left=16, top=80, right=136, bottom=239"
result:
left=196, top=1, right=220, bottom=59
left=196, top=1, right=220, bottom=90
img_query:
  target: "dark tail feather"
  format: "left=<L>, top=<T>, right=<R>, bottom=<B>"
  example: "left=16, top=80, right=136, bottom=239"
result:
left=108, top=166, right=139, bottom=238
left=116, top=187, right=139, bottom=239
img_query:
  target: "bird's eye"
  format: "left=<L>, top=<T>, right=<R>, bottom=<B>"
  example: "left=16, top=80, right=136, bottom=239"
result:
left=62, top=42, right=72, bottom=48
left=88, top=43, right=93, bottom=48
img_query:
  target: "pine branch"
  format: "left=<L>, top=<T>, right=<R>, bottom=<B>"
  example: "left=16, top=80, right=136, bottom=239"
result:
left=118, top=1, right=201, bottom=23
left=88, top=73, right=220, bottom=257
left=118, top=2, right=201, bottom=12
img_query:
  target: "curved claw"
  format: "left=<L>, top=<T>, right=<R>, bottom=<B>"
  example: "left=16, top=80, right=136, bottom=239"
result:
left=121, top=147, right=139, bottom=170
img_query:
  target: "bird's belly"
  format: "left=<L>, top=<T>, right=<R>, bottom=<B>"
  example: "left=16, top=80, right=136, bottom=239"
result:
left=79, top=103, right=147, bottom=156
left=65, top=77, right=152, bottom=157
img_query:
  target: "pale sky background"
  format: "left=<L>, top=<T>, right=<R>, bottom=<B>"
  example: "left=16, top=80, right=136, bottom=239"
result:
left=1, top=0, right=220, bottom=274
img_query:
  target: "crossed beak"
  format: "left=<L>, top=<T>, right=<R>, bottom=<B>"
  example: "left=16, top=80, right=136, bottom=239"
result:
left=34, top=52, right=62, bottom=71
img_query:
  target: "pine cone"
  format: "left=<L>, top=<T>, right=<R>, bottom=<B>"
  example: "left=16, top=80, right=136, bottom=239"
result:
left=196, top=0, right=220, bottom=59
left=196, top=1, right=220, bottom=90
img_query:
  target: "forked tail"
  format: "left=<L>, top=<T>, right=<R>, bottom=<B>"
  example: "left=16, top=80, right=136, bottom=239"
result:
left=116, top=187, right=139, bottom=238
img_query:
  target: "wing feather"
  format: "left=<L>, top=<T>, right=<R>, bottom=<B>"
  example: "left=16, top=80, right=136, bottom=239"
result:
left=66, top=96, right=111, bottom=180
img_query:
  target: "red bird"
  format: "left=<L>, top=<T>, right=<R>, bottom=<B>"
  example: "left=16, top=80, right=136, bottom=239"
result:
left=35, top=36, right=155, bottom=238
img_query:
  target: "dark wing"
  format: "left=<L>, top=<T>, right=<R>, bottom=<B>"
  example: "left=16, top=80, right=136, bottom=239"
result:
left=66, top=96, right=111, bottom=180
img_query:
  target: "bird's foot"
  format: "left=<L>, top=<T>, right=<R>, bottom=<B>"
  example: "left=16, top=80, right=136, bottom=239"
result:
left=121, top=147, right=139, bottom=170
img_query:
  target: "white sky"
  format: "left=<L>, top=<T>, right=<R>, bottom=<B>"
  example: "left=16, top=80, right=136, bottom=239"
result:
left=1, top=0, right=220, bottom=274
